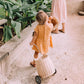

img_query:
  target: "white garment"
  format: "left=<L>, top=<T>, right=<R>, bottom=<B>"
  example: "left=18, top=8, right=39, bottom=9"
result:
left=51, top=0, right=67, bottom=23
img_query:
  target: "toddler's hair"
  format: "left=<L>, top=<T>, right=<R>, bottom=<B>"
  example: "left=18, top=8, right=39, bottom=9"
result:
left=36, top=11, right=47, bottom=25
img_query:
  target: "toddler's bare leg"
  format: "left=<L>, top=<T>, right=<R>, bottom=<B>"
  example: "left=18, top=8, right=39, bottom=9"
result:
left=30, top=51, right=39, bottom=67
left=34, top=51, right=39, bottom=58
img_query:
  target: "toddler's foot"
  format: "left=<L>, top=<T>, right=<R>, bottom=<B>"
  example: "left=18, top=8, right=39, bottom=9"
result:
left=30, top=60, right=36, bottom=67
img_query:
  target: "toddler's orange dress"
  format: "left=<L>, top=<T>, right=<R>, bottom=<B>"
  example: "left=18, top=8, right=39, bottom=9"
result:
left=32, top=23, right=53, bottom=54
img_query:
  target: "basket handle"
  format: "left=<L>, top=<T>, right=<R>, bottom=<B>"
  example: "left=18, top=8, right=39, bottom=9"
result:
left=33, top=44, right=41, bottom=53
left=33, top=44, right=47, bottom=57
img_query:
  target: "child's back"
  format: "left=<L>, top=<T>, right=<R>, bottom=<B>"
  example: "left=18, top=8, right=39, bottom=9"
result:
left=30, top=10, right=53, bottom=67
left=32, top=23, right=53, bottom=54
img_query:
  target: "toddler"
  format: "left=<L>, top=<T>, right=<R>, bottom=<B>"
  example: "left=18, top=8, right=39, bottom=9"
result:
left=30, top=11, right=53, bottom=67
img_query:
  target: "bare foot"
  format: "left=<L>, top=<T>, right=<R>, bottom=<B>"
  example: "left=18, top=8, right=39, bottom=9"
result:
left=30, top=60, right=36, bottom=67
left=59, top=29, right=65, bottom=33
left=60, top=23, right=65, bottom=33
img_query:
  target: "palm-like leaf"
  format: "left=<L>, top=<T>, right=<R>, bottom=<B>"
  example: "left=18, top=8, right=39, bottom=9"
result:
left=11, top=20, right=21, bottom=38
left=0, top=0, right=52, bottom=42
left=3, top=26, right=13, bottom=42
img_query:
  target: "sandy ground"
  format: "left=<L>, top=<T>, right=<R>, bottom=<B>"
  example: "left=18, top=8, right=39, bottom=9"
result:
left=5, top=0, right=84, bottom=84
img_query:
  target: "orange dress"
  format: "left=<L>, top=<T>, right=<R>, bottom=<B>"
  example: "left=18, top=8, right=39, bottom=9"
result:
left=32, top=23, right=53, bottom=54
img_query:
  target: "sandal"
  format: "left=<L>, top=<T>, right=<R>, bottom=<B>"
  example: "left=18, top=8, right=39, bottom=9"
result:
left=59, top=29, right=65, bottom=33
left=30, top=62, right=36, bottom=67
left=30, top=60, right=36, bottom=67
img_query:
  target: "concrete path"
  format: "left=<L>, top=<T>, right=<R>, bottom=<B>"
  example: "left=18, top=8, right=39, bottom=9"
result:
left=6, top=14, right=84, bottom=84
left=6, top=0, right=84, bottom=84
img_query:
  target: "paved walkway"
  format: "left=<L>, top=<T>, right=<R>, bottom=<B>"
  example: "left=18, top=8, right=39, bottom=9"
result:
left=0, top=0, right=84, bottom=84
left=5, top=0, right=84, bottom=83
left=6, top=12, right=84, bottom=84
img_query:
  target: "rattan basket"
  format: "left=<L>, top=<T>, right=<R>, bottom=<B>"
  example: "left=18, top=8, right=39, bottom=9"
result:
left=36, top=55, right=55, bottom=79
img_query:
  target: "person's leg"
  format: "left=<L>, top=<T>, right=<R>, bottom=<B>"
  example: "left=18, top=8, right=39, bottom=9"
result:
left=34, top=51, right=39, bottom=59
left=59, top=0, right=67, bottom=33
left=59, top=23, right=65, bottom=33
left=30, top=51, right=39, bottom=67
left=51, top=0, right=60, bottom=33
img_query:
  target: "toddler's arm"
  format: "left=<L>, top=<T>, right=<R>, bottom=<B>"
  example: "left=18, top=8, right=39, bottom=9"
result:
left=30, top=31, right=38, bottom=45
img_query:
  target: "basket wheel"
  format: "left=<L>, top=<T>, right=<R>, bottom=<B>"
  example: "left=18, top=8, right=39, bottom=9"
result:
left=35, top=75, right=41, bottom=84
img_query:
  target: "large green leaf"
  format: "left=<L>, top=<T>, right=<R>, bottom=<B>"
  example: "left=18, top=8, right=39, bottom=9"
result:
left=3, top=25, right=13, bottom=42
left=11, top=20, right=21, bottom=38
left=0, top=6, right=5, bottom=19
left=0, top=0, right=52, bottom=42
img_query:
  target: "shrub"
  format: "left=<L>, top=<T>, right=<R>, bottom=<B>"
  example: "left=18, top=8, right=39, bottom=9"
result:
left=0, top=0, right=51, bottom=42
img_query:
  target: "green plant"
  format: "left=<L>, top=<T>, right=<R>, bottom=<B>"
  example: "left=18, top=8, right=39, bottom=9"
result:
left=0, top=0, right=51, bottom=42
left=0, top=0, right=21, bottom=42
left=0, top=5, right=5, bottom=19
left=37, top=0, right=52, bottom=12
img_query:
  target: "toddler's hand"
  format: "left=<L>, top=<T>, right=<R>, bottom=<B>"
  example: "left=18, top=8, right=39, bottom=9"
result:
left=30, top=41, right=34, bottom=46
